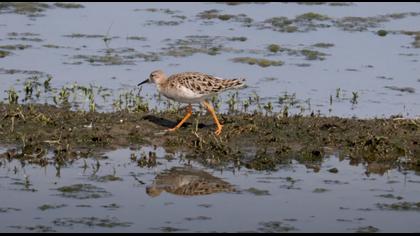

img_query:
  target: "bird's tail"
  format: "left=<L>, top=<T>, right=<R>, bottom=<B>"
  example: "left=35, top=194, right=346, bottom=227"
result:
left=220, top=78, right=247, bottom=90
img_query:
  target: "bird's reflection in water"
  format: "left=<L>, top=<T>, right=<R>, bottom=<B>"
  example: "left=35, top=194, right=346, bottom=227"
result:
left=146, top=167, right=236, bottom=197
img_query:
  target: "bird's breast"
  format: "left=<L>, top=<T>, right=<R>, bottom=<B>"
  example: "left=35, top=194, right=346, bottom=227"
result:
left=158, top=84, right=208, bottom=104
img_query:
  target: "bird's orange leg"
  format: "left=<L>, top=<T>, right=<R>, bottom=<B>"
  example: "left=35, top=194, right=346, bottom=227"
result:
left=202, top=101, right=223, bottom=136
left=166, top=104, right=193, bottom=132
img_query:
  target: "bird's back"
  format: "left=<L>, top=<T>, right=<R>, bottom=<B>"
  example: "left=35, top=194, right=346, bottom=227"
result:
left=157, top=72, right=245, bottom=104
left=168, top=72, right=245, bottom=94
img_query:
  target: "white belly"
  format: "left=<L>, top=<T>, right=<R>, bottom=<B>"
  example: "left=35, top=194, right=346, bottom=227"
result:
left=158, top=85, right=211, bottom=104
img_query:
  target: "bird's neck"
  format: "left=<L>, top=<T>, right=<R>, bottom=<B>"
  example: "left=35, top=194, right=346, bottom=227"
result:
left=155, top=79, right=168, bottom=92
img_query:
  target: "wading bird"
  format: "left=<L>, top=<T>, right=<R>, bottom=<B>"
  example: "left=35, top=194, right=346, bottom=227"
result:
left=138, top=70, right=246, bottom=135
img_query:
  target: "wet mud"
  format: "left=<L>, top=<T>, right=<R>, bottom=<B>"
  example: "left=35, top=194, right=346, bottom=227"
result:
left=0, top=103, right=418, bottom=174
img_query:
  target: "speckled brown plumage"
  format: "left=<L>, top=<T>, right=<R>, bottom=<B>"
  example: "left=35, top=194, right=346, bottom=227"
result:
left=166, top=72, right=246, bottom=95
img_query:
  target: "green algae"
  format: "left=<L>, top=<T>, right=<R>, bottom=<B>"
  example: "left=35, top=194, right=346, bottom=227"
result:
left=53, top=3, right=84, bottom=9
left=376, top=194, right=403, bottom=200
left=376, top=201, right=420, bottom=211
left=0, top=44, right=31, bottom=50
left=101, top=203, right=121, bottom=210
left=89, top=175, right=123, bottom=182
left=384, top=86, right=415, bottom=93
left=228, top=36, right=247, bottom=42
left=161, top=35, right=243, bottom=58
left=0, top=50, right=10, bottom=58
left=55, top=184, right=112, bottom=199
left=42, top=44, right=59, bottom=49
left=134, top=8, right=180, bottom=15
left=377, top=29, right=388, bottom=36
left=231, top=57, right=284, bottom=67
left=0, top=2, right=50, bottom=16
left=52, top=217, right=132, bottom=228
left=258, top=221, right=298, bottom=233
left=38, top=204, right=68, bottom=211
left=8, top=225, right=56, bottom=233
left=72, top=54, right=135, bottom=66
left=150, top=226, right=188, bottom=232
left=244, top=187, right=271, bottom=196
left=0, top=207, right=21, bottom=213
left=293, top=2, right=352, bottom=6
left=126, top=36, right=147, bottom=41
left=63, top=33, right=117, bottom=39
left=295, top=12, right=330, bottom=21
left=197, top=9, right=253, bottom=25
left=267, top=44, right=281, bottom=53
left=313, top=188, right=329, bottom=193
left=355, top=226, right=380, bottom=233
left=312, top=42, right=334, bottom=48
left=301, top=49, right=327, bottom=60
left=145, top=20, right=183, bottom=26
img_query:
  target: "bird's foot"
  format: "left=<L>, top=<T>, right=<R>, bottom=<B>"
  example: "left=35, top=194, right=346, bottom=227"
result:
left=214, top=125, right=223, bottom=136
left=165, top=127, right=178, bottom=133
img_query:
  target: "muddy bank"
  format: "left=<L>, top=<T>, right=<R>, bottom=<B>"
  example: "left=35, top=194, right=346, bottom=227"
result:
left=0, top=103, right=418, bottom=173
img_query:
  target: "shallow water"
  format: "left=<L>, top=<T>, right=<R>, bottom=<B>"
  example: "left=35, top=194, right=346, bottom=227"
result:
left=0, top=2, right=419, bottom=117
left=0, top=146, right=419, bottom=233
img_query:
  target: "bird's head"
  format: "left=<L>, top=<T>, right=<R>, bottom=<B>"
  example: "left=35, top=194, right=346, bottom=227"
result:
left=138, top=70, right=166, bottom=86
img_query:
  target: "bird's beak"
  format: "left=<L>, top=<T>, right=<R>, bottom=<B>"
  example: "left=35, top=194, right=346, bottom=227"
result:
left=137, top=79, right=149, bottom=86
